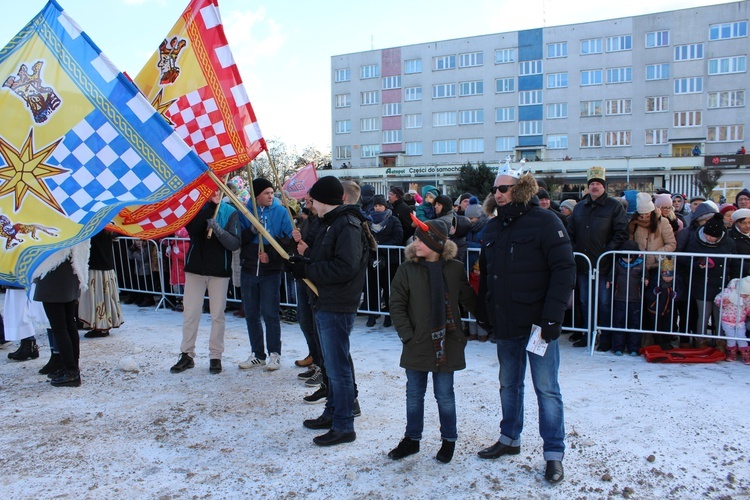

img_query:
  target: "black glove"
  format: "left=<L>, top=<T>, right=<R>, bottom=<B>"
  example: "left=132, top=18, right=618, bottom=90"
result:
left=476, top=319, right=492, bottom=333
left=288, top=255, right=310, bottom=280
left=541, top=320, right=562, bottom=343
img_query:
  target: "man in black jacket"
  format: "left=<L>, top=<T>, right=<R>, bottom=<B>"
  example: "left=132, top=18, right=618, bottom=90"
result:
left=290, top=176, right=370, bottom=447
left=475, top=162, right=575, bottom=484
left=566, top=166, right=629, bottom=349
left=388, top=187, right=415, bottom=245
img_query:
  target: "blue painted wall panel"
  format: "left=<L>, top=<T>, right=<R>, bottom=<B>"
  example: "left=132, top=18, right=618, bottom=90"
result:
left=519, top=75, right=543, bottom=90
left=519, top=105, right=543, bottom=121
left=519, top=135, right=543, bottom=147
left=518, top=29, right=543, bottom=61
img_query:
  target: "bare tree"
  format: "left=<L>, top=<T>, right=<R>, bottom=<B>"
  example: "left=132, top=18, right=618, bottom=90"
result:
left=692, top=168, right=723, bottom=199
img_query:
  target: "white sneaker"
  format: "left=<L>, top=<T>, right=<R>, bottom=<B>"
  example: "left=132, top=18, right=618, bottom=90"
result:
left=266, top=352, right=281, bottom=371
left=238, top=354, right=265, bottom=369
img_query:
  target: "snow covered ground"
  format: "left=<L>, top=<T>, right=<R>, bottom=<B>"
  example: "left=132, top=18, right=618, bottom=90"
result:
left=1, top=297, right=748, bottom=498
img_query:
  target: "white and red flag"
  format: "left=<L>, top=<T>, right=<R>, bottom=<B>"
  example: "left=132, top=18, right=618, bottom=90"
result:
left=283, top=163, right=318, bottom=200
left=112, top=0, right=266, bottom=238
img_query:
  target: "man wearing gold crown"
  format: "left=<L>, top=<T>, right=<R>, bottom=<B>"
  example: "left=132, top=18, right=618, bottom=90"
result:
left=566, top=166, right=629, bottom=349
left=475, top=158, right=576, bottom=484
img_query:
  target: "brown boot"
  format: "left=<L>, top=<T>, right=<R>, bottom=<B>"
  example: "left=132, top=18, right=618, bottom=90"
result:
left=739, top=347, right=750, bottom=365
left=715, top=339, right=727, bottom=355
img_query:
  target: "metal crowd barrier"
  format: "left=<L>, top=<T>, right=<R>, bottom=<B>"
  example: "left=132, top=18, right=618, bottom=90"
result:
left=589, top=249, right=750, bottom=355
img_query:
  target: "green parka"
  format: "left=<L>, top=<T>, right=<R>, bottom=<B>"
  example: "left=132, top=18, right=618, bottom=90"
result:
left=389, top=240, right=477, bottom=372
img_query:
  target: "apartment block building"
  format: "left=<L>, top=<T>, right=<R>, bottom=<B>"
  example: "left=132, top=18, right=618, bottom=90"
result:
left=330, top=1, right=749, bottom=172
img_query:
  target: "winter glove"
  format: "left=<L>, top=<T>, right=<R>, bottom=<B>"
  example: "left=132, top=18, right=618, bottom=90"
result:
left=206, top=218, right=221, bottom=232
left=541, top=320, right=562, bottom=343
left=288, top=254, right=310, bottom=280
left=476, top=319, right=493, bottom=333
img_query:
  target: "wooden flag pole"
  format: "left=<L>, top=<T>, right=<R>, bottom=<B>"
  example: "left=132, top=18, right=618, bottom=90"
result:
left=206, top=169, right=318, bottom=296
left=245, top=163, right=264, bottom=254
left=265, top=149, right=297, bottom=229
left=206, top=174, right=229, bottom=239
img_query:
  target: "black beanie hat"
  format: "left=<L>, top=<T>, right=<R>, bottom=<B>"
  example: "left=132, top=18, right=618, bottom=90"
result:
left=309, top=176, right=344, bottom=206
left=537, top=188, right=550, bottom=200
left=373, top=194, right=387, bottom=207
left=703, top=213, right=725, bottom=238
left=389, top=186, right=404, bottom=199
left=252, top=177, right=273, bottom=196
left=415, top=219, right=449, bottom=254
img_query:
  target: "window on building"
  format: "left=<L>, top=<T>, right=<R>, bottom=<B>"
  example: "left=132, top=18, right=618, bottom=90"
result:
left=547, top=42, right=568, bottom=58
left=519, top=90, right=543, bottom=106
left=459, top=80, right=484, bottom=96
left=335, top=120, right=351, bottom=134
left=606, top=99, right=632, bottom=115
left=580, top=132, right=602, bottom=148
left=519, top=60, right=543, bottom=76
left=645, top=129, right=669, bottom=145
left=674, top=77, right=703, bottom=94
left=708, top=56, right=747, bottom=75
left=707, top=125, right=744, bottom=142
left=459, top=109, right=484, bottom=125
left=334, top=68, right=351, bottom=82
left=495, top=48, right=516, bottom=64
left=361, top=144, right=380, bottom=158
left=606, top=35, right=632, bottom=52
left=606, top=67, right=632, bottom=84
left=433, top=140, right=457, bottom=154
left=709, top=21, right=748, bottom=41
left=432, top=83, right=456, bottom=98
left=335, top=145, right=352, bottom=160
left=404, top=58, right=422, bottom=74
left=547, top=73, right=568, bottom=88
left=645, top=96, right=669, bottom=112
left=646, top=31, right=670, bottom=48
left=581, top=69, right=603, bottom=86
left=646, top=63, right=670, bottom=81
left=434, top=55, right=456, bottom=70
left=383, top=130, right=402, bottom=144
left=708, top=90, right=745, bottom=108
left=495, top=106, right=516, bottom=122
left=605, top=130, right=631, bottom=147
left=405, top=113, right=422, bottom=129
left=459, top=52, right=484, bottom=67
left=519, top=120, right=542, bottom=136
left=382, top=75, right=402, bottom=89
left=580, top=100, right=602, bottom=117
left=495, top=77, right=515, bottom=93
left=404, top=86, right=422, bottom=101
left=361, top=90, right=380, bottom=105
left=405, top=142, right=423, bottom=156
left=335, top=94, right=351, bottom=108
left=360, top=117, right=379, bottom=132
left=580, top=38, right=603, bottom=55
left=547, top=102, right=568, bottom=119
left=674, top=43, right=704, bottom=61
left=360, top=64, right=379, bottom=79
left=674, top=111, right=702, bottom=128
left=547, top=134, right=568, bottom=149
left=459, top=138, right=484, bottom=153
left=383, top=102, right=401, bottom=117
left=433, top=111, right=457, bottom=127
left=496, top=136, right=516, bottom=151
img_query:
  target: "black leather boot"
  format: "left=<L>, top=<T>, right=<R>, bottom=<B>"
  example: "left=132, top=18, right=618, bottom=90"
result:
left=39, top=353, right=62, bottom=375
left=50, top=369, right=81, bottom=387
left=8, top=338, right=40, bottom=361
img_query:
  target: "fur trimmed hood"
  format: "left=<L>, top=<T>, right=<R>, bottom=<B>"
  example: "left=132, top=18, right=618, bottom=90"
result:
left=483, top=172, right=539, bottom=215
left=403, top=238, right=458, bottom=262
left=32, top=240, right=90, bottom=292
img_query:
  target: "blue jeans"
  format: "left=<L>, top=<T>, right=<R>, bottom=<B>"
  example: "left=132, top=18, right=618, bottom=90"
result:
left=316, top=311, right=355, bottom=433
left=404, top=369, right=457, bottom=442
left=241, top=271, right=282, bottom=359
left=612, top=300, right=642, bottom=353
left=496, top=336, right=565, bottom=461
left=296, top=280, right=320, bottom=366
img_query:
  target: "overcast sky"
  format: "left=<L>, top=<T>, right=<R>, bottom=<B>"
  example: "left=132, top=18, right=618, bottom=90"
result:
left=0, top=0, right=738, bottom=153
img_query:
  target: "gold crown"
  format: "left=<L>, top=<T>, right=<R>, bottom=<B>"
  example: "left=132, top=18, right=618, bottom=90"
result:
left=587, top=166, right=606, bottom=182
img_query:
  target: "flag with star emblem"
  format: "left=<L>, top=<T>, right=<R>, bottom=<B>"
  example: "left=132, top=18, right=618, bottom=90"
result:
left=113, top=0, right=267, bottom=238
left=0, top=0, right=208, bottom=287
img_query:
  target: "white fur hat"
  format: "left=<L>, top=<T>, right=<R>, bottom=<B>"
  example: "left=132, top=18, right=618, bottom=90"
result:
left=636, top=193, right=655, bottom=214
left=732, top=208, right=750, bottom=221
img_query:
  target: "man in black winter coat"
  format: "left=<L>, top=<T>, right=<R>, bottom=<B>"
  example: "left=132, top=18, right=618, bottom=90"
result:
left=388, top=187, right=415, bottom=245
left=475, top=163, right=575, bottom=485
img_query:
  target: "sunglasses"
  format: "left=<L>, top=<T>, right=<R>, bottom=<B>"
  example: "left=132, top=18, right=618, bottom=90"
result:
left=491, top=185, right=513, bottom=194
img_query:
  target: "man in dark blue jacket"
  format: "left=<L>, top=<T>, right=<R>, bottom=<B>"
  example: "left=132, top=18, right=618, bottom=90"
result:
left=476, top=161, right=575, bottom=484
left=289, top=176, right=370, bottom=447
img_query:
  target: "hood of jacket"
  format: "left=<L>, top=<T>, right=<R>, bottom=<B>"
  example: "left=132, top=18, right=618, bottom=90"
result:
left=482, top=172, right=539, bottom=215
left=403, top=238, right=458, bottom=262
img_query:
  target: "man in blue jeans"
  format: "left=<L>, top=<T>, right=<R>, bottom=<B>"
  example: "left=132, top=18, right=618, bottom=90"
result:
left=289, top=176, right=371, bottom=447
left=475, top=160, right=576, bottom=484
left=237, top=178, right=294, bottom=371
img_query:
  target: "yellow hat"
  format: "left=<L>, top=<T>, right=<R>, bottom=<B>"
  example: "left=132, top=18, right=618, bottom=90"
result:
left=587, top=166, right=606, bottom=186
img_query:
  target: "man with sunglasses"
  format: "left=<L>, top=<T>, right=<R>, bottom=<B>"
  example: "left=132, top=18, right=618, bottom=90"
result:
left=475, top=160, right=575, bottom=484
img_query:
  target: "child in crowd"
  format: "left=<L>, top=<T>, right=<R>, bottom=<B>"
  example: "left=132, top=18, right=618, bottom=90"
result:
left=166, top=227, right=189, bottom=311
left=609, top=240, right=645, bottom=356
left=388, top=217, right=476, bottom=464
left=714, top=276, right=750, bottom=364
left=646, top=257, right=678, bottom=349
